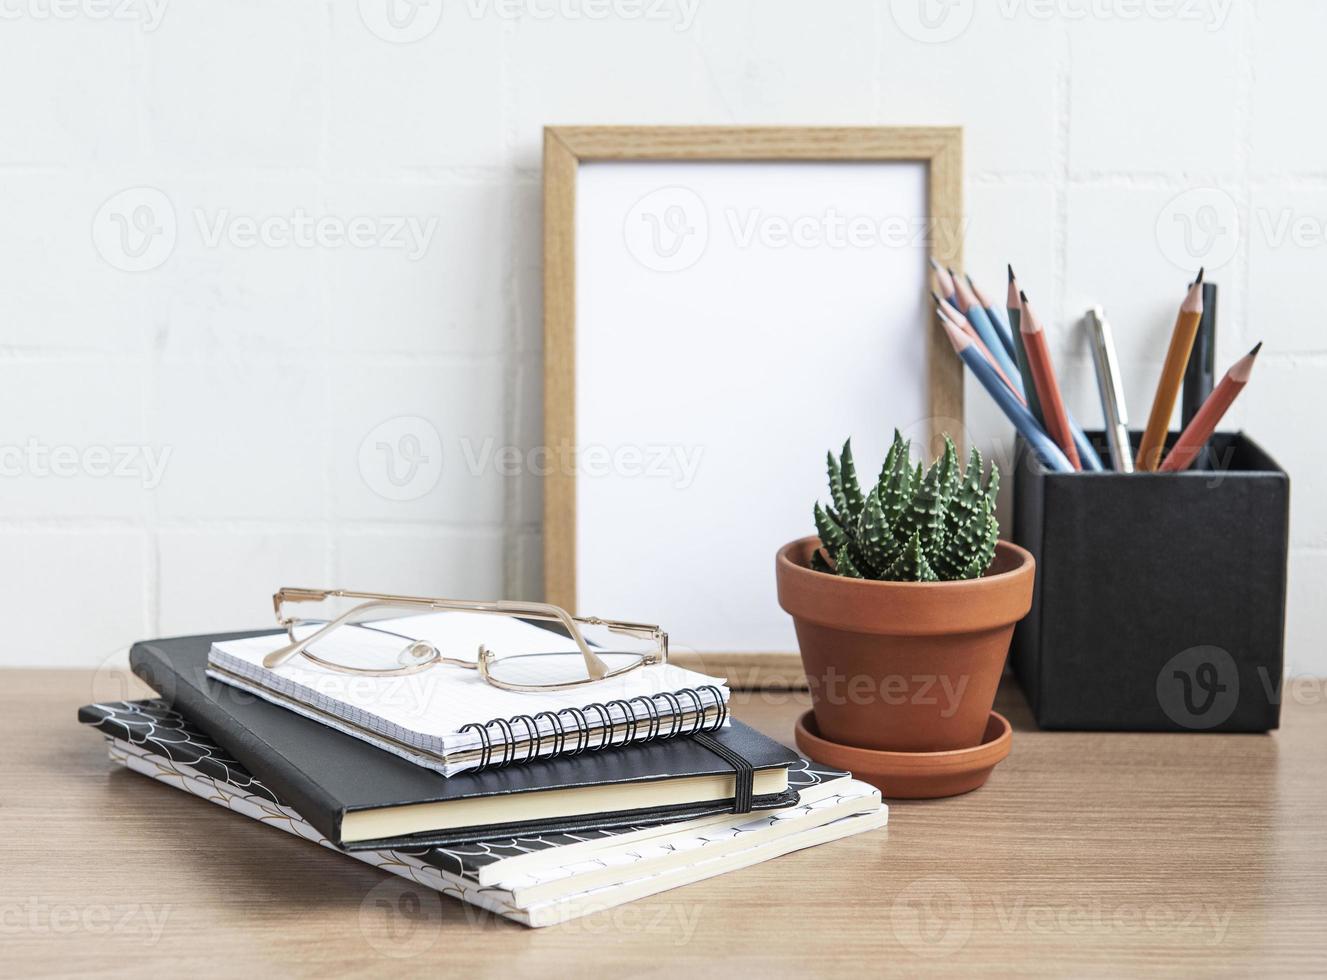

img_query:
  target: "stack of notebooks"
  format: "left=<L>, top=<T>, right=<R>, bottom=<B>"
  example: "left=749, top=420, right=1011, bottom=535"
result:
left=80, top=616, right=886, bottom=927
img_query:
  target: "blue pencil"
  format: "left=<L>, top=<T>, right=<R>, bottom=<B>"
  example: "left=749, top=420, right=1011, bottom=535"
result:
left=937, top=315, right=1075, bottom=473
left=965, top=273, right=1018, bottom=362
left=955, top=276, right=1021, bottom=382
left=1069, top=417, right=1104, bottom=470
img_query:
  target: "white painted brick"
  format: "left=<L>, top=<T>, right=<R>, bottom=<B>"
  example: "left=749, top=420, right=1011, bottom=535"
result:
left=878, top=8, right=1061, bottom=174
left=1250, top=0, right=1327, bottom=175
left=1, top=7, right=1325, bottom=678
left=1236, top=359, right=1324, bottom=548
left=334, top=527, right=505, bottom=597
left=322, top=180, right=510, bottom=356
left=508, top=10, right=729, bottom=167
left=0, top=531, right=147, bottom=667
left=329, top=359, right=507, bottom=525
left=0, top=359, right=152, bottom=520
left=155, top=359, right=327, bottom=520
left=157, top=177, right=326, bottom=356
left=512, top=179, right=542, bottom=355
left=0, top=18, right=142, bottom=166
left=690, top=0, right=878, bottom=124
left=1064, top=183, right=1242, bottom=370
left=1066, top=7, right=1243, bottom=176
left=0, top=175, right=166, bottom=353
left=144, top=1, right=322, bottom=168
left=512, top=352, right=542, bottom=527
left=1248, top=186, right=1327, bottom=354
left=1285, top=551, right=1327, bottom=678
left=965, top=183, right=1057, bottom=299
left=157, top=530, right=329, bottom=635
left=326, top=0, right=506, bottom=169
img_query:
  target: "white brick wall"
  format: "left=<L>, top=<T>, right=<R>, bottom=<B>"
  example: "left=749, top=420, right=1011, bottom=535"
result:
left=2, top=0, right=1323, bottom=676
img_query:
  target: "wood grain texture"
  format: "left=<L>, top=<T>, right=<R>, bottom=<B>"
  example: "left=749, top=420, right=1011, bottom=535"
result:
left=5, top=669, right=1325, bottom=976
left=542, top=128, right=579, bottom=612
left=670, top=650, right=807, bottom=691
left=541, top=125, right=965, bottom=621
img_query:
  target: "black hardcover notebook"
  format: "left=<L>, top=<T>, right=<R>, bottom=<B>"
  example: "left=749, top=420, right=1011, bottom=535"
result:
left=125, top=632, right=799, bottom=850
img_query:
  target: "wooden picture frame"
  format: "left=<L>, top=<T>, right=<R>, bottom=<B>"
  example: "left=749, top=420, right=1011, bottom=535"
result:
left=542, top=126, right=963, bottom=686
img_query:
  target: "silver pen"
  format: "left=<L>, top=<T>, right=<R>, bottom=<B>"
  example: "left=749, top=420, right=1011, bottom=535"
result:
left=1086, top=307, right=1133, bottom=473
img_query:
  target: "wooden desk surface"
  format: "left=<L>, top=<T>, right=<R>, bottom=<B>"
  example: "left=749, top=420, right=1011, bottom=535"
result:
left=2, top=669, right=1325, bottom=978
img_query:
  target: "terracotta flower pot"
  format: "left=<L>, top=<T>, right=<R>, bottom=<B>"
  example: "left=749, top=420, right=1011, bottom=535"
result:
left=776, top=536, right=1035, bottom=754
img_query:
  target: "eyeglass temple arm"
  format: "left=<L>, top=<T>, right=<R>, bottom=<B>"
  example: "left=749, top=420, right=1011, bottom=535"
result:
left=490, top=600, right=611, bottom=680
left=263, top=599, right=407, bottom=669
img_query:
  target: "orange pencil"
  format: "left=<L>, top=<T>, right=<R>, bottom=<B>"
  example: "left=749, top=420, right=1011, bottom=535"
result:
left=1137, top=271, right=1205, bottom=470
left=1159, top=343, right=1262, bottom=472
left=933, top=293, right=1023, bottom=398
left=1018, top=291, right=1082, bottom=471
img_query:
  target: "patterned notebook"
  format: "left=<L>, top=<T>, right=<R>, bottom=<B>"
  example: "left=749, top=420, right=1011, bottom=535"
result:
left=84, top=699, right=887, bottom=927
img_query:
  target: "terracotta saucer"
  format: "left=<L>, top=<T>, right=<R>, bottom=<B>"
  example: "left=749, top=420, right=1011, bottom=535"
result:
left=794, top=709, right=1012, bottom=800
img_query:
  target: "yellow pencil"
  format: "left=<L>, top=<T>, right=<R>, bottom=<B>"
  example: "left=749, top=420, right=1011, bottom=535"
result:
left=1136, top=270, right=1205, bottom=470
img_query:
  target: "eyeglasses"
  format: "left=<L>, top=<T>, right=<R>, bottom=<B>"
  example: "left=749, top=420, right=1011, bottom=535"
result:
left=263, top=588, right=669, bottom=693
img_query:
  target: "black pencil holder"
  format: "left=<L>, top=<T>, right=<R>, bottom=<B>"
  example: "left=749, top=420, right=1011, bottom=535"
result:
left=1010, top=431, right=1288, bottom=732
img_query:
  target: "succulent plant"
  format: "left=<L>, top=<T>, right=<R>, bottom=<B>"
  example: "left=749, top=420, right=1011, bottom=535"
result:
left=811, top=431, right=1000, bottom=582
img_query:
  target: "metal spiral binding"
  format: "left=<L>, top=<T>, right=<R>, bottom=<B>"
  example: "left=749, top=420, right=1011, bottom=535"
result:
left=458, top=685, right=728, bottom=771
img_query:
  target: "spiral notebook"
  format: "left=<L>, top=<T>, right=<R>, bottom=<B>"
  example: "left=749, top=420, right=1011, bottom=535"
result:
left=127, top=635, right=798, bottom=849
left=83, top=698, right=887, bottom=928
left=206, top=612, right=730, bottom=776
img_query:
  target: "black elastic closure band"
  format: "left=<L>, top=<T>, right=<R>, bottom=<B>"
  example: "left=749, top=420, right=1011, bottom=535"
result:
left=692, top=732, right=755, bottom=814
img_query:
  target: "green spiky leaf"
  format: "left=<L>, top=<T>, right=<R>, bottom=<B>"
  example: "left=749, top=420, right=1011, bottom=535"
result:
left=813, top=502, right=851, bottom=564
left=856, top=487, right=902, bottom=571
left=812, top=432, right=1001, bottom=582
left=834, top=547, right=865, bottom=578
left=878, top=432, right=913, bottom=528
left=883, top=530, right=939, bottom=582
left=826, top=451, right=849, bottom=519
left=930, top=436, right=961, bottom=511
left=838, top=439, right=866, bottom=525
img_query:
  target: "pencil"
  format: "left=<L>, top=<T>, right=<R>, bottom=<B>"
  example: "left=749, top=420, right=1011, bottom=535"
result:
left=1159, top=342, right=1261, bottom=472
left=1182, top=282, right=1218, bottom=429
left=930, top=258, right=957, bottom=305
left=954, top=271, right=1022, bottom=383
left=1137, top=270, right=1205, bottom=470
left=1019, top=291, right=1082, bottom=471
left=1007, top=273, right=1103, bottom=472
left=937, top=314, right=1074, bottom=473
left=1007, top=266, right=1042, bottom=424
left=934, top=294, right=1025, bottom=397
left=966, top=272, right=1017, bottom=361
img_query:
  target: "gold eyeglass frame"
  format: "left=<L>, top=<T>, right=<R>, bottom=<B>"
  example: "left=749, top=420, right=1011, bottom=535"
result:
left=263, top=587, right=669, bottom=693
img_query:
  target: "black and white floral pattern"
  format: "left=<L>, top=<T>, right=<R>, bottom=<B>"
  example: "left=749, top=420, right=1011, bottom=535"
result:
left=82, top=699, right=851, bottom=879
